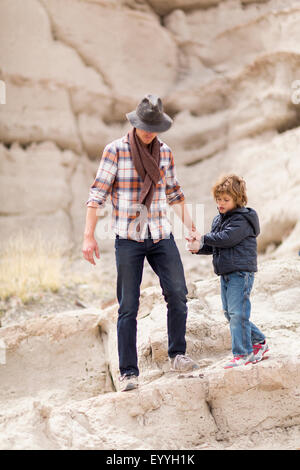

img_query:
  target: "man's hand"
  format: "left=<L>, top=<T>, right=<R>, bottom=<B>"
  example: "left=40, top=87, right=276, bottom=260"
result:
left=82, top=236, right=100, bottom=265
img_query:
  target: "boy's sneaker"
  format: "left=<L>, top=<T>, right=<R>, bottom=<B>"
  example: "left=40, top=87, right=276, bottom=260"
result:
left=119, top=374, right=138, bottom=392
left=169, top=354, right=200, bottom=372
left=252, top=340, right=269, bottom=363
left=224, top=353, right=256, bottom=369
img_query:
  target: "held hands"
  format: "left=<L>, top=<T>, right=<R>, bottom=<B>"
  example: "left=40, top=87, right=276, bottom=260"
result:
left=185, top=229, right=202, bottom=254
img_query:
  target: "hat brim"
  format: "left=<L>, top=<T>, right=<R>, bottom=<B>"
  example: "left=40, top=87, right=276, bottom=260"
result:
left=126, top=111, right=173, bottom=133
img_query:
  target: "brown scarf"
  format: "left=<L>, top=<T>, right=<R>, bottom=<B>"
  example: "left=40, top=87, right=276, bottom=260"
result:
left=129, top=128, right=161, bottom=211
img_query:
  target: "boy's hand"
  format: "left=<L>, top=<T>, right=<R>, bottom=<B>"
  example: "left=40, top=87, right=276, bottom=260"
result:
left=185, top=228, right=202, bottom=253
left=185, top=238, right=201, bottom=253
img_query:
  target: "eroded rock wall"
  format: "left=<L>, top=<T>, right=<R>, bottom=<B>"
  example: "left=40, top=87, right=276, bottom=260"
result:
left=0, top=0, right=299, bottom=256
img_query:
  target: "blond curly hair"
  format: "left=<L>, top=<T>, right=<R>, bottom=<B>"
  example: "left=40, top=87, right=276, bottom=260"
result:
left=212, top=174, right=248, bottom=207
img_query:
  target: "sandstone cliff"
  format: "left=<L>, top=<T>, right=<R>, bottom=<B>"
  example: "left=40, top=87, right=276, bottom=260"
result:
left=1, top=0, right=299, bottom=255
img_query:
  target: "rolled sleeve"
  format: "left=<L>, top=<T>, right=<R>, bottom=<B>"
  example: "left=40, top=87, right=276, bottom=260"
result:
left=86, top=143, right=118, bottom=208
left=165, top=151, right=185, bottom=206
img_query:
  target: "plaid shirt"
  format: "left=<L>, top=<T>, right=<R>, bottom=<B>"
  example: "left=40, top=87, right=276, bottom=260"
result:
left=86, top=133, right=185, bottom=243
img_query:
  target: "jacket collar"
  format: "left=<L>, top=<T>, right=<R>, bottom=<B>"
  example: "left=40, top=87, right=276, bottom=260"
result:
left=219, top=207, right=245, bottom=219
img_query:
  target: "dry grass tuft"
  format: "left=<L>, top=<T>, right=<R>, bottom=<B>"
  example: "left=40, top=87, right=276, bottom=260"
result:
left=0, top=231, right=63, bottom=303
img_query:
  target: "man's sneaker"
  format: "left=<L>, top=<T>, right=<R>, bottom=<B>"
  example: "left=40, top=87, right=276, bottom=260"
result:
left=253, top=341, right=269, bottom=363
left=119, top=374, right=138, bottom=392
left=224, top=353, right=256, bottom=369
left=169, top=354, right=200, bottom=372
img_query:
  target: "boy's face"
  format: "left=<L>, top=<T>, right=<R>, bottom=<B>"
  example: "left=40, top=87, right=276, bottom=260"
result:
left=216, top=192, right=236, bottom=214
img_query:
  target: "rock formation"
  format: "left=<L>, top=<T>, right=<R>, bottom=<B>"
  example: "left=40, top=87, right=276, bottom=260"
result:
left=0, top=258, right=300, bottom=449
left=1, top=0, right=299, bottom=254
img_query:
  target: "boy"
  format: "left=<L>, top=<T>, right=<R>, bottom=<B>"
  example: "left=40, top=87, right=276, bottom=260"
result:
left=186, top=174, right=269, bottom=368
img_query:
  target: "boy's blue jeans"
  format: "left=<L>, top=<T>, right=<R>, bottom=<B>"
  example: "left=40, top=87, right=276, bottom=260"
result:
left=220, top=271, right=265, bottom=356
left=115, top=230, right=188, bottom=377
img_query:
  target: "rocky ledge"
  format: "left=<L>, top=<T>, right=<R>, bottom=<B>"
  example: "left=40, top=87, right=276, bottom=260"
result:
left=0, top=258, right=299, bottom=450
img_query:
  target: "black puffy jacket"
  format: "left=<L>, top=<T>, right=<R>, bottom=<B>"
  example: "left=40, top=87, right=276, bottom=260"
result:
left=196, top=207, right=260, bottom=275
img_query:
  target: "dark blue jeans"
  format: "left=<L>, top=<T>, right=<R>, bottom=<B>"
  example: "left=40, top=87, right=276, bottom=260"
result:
left=115, top=229, right=188, bottom=376
left=221, top=271, right=265, bottom=356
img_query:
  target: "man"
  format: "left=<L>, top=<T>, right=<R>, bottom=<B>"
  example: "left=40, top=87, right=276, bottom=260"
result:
left=83, top=94, right=199, bottom=392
